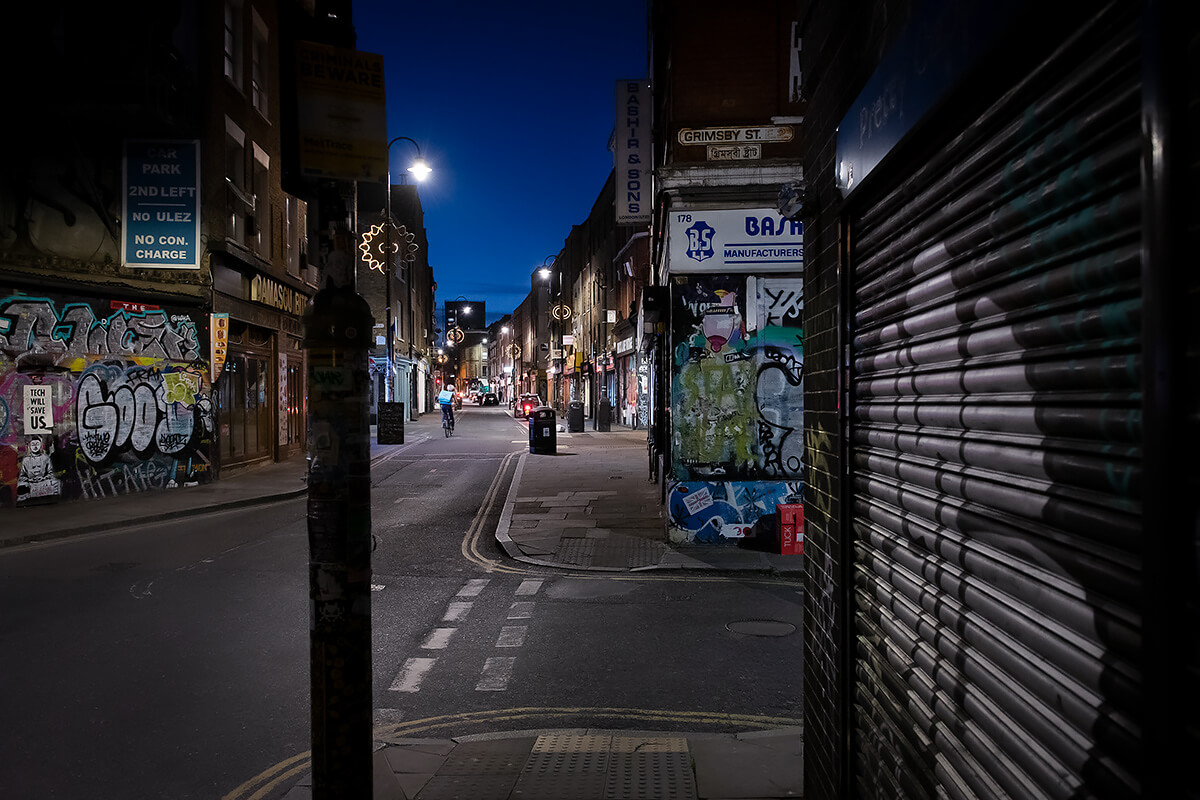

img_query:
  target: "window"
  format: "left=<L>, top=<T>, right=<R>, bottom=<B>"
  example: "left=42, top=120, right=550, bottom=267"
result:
left=225, top=118, right=247, bottom=244
left=223, top=0, right=244, bottom=90
left=252, top=143, right=269, bottom=256
left=251, top=11, right=269, bottom=116
left=285, top=195, right=308, bottom=278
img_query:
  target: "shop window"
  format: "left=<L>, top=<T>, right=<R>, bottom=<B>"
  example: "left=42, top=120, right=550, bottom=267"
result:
left=286, top=359, right=305, bottom=447
left=215, top=334, right=273, bottom=465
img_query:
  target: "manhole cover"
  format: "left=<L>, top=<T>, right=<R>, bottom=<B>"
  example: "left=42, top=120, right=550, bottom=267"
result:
left=726, top=619, right=796, bottom=637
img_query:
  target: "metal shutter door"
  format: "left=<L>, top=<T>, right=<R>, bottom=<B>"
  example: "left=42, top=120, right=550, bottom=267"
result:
left=847, top=7, right=1142, bottom=799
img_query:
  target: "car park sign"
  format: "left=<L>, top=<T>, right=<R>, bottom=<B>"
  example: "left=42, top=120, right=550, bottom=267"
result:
left=122, top=140, right=201, bottom=269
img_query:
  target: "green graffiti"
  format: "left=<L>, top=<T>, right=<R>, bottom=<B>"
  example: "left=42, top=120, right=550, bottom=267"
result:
left=673, top=357, right=759, bottom=474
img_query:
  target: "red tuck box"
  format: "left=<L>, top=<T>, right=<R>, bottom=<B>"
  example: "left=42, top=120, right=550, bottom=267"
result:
left=777, top=503, right=805, bottom=555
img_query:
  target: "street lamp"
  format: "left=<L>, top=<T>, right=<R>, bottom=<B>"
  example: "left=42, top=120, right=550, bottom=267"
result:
left=536, top=255, right=572, bottom=407
left=383, top=136, right=430, bottom=401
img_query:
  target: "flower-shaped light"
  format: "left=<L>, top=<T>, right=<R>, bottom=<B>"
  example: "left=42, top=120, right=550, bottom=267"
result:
left=359, top=223, right=396, bottom=273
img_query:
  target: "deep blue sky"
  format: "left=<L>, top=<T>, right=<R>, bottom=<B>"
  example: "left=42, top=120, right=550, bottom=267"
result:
left=353, top=0, right=648, bottom=326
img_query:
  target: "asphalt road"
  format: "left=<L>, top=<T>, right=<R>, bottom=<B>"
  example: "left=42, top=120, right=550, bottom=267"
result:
left=0, top=404, right=802, bottom=799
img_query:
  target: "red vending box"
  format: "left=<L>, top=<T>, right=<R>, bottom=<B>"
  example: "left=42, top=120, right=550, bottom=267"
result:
left=777, top=503, right=805, bottom=555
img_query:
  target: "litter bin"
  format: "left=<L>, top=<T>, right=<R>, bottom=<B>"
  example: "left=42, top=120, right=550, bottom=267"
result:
left=597, top=396, right=611, bottom=432
left=567, top=401, right=584, bottom=432
left=529, top=406, right=557, bottom=454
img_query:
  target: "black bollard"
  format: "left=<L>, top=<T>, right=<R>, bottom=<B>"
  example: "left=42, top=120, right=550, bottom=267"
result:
left=303, top=282, right=374, bottom=799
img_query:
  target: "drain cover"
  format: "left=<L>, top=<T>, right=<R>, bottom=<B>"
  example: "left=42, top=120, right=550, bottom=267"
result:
left=726, top=619, right=796, bottom=637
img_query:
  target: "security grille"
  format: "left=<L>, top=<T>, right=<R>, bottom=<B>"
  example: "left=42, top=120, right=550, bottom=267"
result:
left=847, top=6, right=1142, bottom=798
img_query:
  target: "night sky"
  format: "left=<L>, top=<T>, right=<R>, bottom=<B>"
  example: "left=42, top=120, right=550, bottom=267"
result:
left=352, top=0, right=649, bottom=325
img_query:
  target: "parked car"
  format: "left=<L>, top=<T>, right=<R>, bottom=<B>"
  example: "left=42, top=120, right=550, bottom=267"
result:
left=515, top=394, right=542, bottom=418
left=482, top=392, right=499, bottom=406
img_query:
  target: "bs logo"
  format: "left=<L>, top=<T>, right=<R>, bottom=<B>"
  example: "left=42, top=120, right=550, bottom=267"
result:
left=685, top=221, right=715, bottom=263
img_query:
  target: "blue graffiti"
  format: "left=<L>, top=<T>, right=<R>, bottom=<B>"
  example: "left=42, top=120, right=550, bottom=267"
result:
left=669, top=480, right=802, bottom=543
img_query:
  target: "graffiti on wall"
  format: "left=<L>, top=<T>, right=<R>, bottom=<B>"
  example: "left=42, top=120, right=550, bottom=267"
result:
left=0, top=292, right=212, bottom=508
left=669, top=274, right=804, bottom=542
left=0, top=297, right=200, bottom=368
left=668, top=479, right=803, bottom=544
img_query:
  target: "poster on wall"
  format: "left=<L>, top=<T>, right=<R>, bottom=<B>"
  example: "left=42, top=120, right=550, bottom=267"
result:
left=667, top=273, right=804, bottom=543
left=23, top=385, right=53, bottom=434
left=668, top=208, right=803, bottom=273
left=210, top=313, right=229, bottom=382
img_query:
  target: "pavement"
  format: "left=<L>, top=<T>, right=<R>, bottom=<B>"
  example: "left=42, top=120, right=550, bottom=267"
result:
left=1, top=407, right=805, bottom=799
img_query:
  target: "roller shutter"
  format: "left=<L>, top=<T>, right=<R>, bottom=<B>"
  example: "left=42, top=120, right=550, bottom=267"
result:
left=847, top=6, right=1143, bottom=799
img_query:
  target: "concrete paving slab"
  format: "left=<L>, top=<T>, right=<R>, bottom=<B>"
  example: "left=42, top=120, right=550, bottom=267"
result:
left=415, top=773, right=520, bottom=800
left=372, top=748, right=406, bottom=800
left=382, top=744, right=453, bottom=773
left=688, top=736, right=802, bottom=799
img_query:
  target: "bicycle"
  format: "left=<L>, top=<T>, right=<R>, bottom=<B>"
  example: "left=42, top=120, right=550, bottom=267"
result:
left=442, top=407, right=455, bottom=437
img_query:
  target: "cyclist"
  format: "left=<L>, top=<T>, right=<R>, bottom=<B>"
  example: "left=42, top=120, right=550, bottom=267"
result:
left=437, top=383, right=456, bottom=434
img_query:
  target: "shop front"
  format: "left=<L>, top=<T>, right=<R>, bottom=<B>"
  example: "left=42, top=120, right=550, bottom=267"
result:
left=665, top=207, right=805, bottom=544
left=211, top=261, right=310, bottom=472
left=614, top=334, right=638, bottom=428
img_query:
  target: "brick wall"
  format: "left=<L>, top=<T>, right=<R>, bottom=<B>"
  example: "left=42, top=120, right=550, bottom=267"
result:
left=799, top=1, right=913, bottom=797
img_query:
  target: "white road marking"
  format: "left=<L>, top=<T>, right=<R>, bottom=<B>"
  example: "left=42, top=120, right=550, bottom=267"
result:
left=389, top=658, right=437, bottom=693
left=457, top=578, right=490, bottom=597
left=443, top=601, right=473, bottom=622
left=515, top=579, right=543, bottom=596
left=476, top=657, right=516, bottom=691
left=496, top=626, right=527, bottom=648
left=421, top=628, right=457, bottom=650
left=507, top=601, right=535, bottom=619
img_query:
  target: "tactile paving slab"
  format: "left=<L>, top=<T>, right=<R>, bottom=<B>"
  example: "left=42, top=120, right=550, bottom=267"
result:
left=508, top=733, right=697, bottom=800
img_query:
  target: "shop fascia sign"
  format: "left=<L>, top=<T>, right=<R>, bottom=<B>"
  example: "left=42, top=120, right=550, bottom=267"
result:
left=250, top=274, right=307, bottom=316
left=668, top=207, right=803, bottom=273
left=834, top=1, right=1018, bottom=196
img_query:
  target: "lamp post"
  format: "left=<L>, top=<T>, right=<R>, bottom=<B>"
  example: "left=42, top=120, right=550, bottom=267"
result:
left=444, top=296, right=472, bottom=388
left=500, top=325, right=511, bottom=403
left=537, top=255, right=570, bottom=408
left=535, top=256, right=555, bottom=405
left=383, top=136, right=430, bottom=402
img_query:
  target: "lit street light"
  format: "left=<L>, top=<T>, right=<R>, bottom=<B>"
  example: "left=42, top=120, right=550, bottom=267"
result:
left=536, top=255, right=569, bottom=408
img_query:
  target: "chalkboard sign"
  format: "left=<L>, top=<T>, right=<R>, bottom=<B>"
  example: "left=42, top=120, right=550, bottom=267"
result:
left=377, top=402, right=405, bottom=444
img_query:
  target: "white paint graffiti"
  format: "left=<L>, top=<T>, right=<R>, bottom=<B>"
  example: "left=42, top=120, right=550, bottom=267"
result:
left=75, top=365, right=205, bottom=464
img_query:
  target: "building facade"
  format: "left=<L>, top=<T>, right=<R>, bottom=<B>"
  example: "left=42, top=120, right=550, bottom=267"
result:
left=0, top=1, right=318, bottom=509
left=209, top=0, right=317, bottom=472
left=649, top=0, right=806, bottom=543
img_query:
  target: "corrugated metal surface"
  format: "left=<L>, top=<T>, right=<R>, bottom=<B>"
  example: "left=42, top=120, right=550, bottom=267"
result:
left=847, top=7, right=1143, bottom=799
